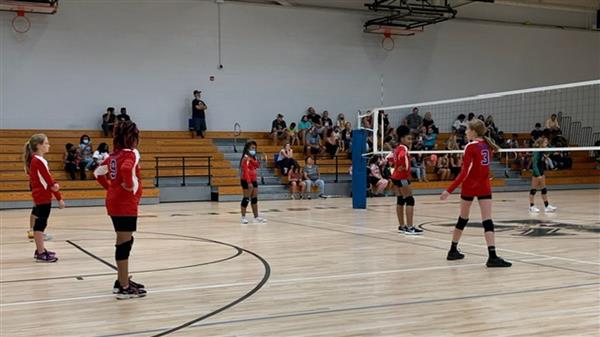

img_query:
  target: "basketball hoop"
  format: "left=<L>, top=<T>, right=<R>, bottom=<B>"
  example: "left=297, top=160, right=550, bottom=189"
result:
left=382, top=32, right=395, bottom=51
left=12, top=10, right=31, bottom=34
left=364, top=25, right=424, bottom=51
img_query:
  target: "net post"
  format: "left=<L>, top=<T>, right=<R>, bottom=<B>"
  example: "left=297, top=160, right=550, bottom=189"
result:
left=352, top=129, right=367, bottom=209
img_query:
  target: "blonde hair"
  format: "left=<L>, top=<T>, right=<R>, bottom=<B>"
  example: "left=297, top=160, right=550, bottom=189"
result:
left=23, top=134, right=47, bottom=173
left=533, top=137, right=547, bottom=148
left=467, top=119, right=500, bottom=152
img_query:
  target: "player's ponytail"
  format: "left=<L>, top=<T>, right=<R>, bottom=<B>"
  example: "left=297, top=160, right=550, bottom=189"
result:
left=239, top=140, right=258, bottom=169
left=113, top=121, right=139, bottom=151
left=468, top=119, right=500, bottom=152
left=23, top=134, right=47, bottom=174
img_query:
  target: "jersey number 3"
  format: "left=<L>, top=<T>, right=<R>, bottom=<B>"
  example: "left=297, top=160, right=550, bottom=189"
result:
left=481, top=149, right=490, bottom=165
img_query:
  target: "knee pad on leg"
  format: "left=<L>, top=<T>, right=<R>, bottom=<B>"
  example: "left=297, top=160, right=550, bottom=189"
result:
left=541, top=188, right=547, bottom=195
left=396, top=196, right=405, bottom=206
left=241, top=197, right=249, bottom=208
left=482, top=219, right=494, bottom=232
left=251, top=197, right=258, bottom=205
left=455, top=217, right=468, bottom=230
left=529, top=189, right=537, bottom=196
left=405, top=196, right=415, bottom=206
left=115, top=237, right=134, bottom=261
left=33, top=217, right=48, bottom=232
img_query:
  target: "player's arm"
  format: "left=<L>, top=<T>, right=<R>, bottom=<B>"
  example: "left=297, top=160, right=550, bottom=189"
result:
left=35, top=159, right=63, bottom=201
left=94, top=157, right=111, bottom=190
left=445, top=147, right=473, bottom=195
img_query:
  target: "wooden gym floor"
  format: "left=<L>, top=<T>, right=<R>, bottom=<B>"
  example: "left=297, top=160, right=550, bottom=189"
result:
left=1, top=190, right=599, bottom=337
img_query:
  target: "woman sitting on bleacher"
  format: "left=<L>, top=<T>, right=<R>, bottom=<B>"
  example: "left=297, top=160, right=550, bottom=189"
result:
left=288, top=163, right=306, bottom=200
left=368, top=155, right=389, bottom=195
left=276, top=143, right=294, bottom=175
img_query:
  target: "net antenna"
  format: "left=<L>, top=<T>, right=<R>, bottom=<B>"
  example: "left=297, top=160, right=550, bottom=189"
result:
left=0, top=0, right=59, bottom=34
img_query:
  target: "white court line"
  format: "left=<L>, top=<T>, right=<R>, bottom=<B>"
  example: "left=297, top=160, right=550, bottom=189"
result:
left=279, top=216, right=600, bottom=266
left=0, top=258, right=552, bottom=308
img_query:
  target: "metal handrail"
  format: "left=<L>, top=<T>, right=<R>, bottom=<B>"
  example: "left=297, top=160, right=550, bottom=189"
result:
left=313, top=155, right=346, bottom=183
left=155, top=155, right=212, bottom=187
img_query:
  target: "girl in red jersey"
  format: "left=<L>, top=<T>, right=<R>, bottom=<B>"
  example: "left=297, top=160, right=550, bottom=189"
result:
left=387, top=126, right=422, bottom=235
left=94, top=121, right=147, bottom=299
left=24, top=134, right=65, bottom=262
left=239, top=141, right=267, bottom=224
left=440, top=120, right=511, bottom=268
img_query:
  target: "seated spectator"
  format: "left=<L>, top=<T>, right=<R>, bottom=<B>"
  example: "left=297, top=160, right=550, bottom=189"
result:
left=333, top=126, right=344, bottom=152
left=545, top=113, right=560, bottom=131
left=368, top=155, right=389, bottom=194
left=287, top=164, right=306, bottom=200
left=276, top=143, right=294, bottom=175
left=116, top=107, right=131, bottom=122
left=496, top=131, right=508, bottom=148
left=336, top=113, right=346, bottom=128
left=467, top=112, right=475, bottom=122
left=362, top=115, right=373, bottom=129
left=411, top=155, right=427, bottom=182
left=477, top=114, right=485, bottom=122
left=452, top=114, right=467, bottom=133
left=342, top=122, right=352, bottom=153
left=298, top=115, right=312, bottom=145
left=307, top=107, right=319, bottom=123
left=423, top=126, right=437, bottom=150
left=321, top=110, right=333, bottom=129
left=449, top=154, right=463, bottom=178
left=485, top=115, right=498, bottom=134
left=506, top=133, right=520, bottom=160
left=531, top=123, right=543, bottom=142
left=421, top=111, right=434, bottom=129
left=102, top=107, right=116, bottom=137
left=446, top=132, right=459, bottom=151
left=287, top=122, right=300, bottom=146
left=404, top=107, right=422, bottom=133
left=303, top=157, right=325, bottom=199
left=436, top=154, right=451, bottom=181
left=78, top=134, right=93, bottom=180
left=92, top=142, right=110, bottom=170
left=304, top=126, right=323, bottom=158
left=63, top=143, right=79, bottom=180
left=383, top=136, right=394, bottom=152
left=324, top=129, right=339, bottom=158
left=271, top=113, right=289, bottom=145
left=425, top=154, right=437, bottom=173
left=379, top=110, right=390, bottom=133
left=515, top=151, right=531, bottom=172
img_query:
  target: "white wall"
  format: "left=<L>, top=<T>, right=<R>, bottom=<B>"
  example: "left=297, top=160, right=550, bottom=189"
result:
left=1, top=0, right=599, bottom=132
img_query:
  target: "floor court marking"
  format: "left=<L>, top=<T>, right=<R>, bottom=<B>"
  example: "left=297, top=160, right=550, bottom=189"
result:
left=0, top=256, right=559, bottom=308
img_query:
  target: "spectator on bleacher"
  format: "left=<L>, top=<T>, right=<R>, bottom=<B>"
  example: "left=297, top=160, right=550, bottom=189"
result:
left=467, top=112, right=475, bottom=122
left=276, top=143, right=294, bottom=175
left=362, top=115, right=373, bottom=129
left=379, top=110, right=391, bottom=133
left=404, top=107, right=422, bottom=133
left=333, top=126, right=344, bottom=152
left=92, top=143, right=110, bottom=170
left=452, top=114, right=467, bottom=134
left=78, top=134, right=93, bottom=180
left=420, top=111, right=434, bottom=129
left=303, top=156, right=325, bottom=199
left=369, top=155, right=389, bottom=194
left=485, top=115, right=499, bottom=134
left=425, top=154, right=438, bottom=173
left=321, top=111, right=333, bottom=129
left=446, top=132, right=459, bottom=151
left=287, top=122, right=300, bottom=146
left=288, top=164, right=306, bottom=200
left=336, top=113, right=346, bottom=128
left=63, top=143, right=79, bottom=180
left=307, top=107, right=319, bottom=123
left=411, top=155, right=427, bottom=182
left=271, top=113, right=289, bottom=145
left=549, top=135, right=572, bottom=170
left=449, top=154, right=463, bottom=178
left=342, top=122, right=352, bottom=153
left=304, top=126, right=322, bottom=158
left=477, top=114, right=485, bottom=122
left=423, top=126, right=437, bottom=150
left=116, top=107, right=131, bottom=122
left=436, top=154, right=451, bottom=181
left=102, top=107, right=116, bottom=137
left=191, top=90, right=208, bottom=138
left=324, top=128, right=340, bottom=158
left=298, top=115, right=312, bottom=145
left=545, top=113, right=560, bottom=132
left=531, top=123, right=543, bottom=142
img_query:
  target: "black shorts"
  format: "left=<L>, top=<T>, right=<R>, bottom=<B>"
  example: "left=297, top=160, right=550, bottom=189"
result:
left=32, top=203, right=51, bottom=218
left=392, top=179, right=411, bottom=187
left=111, top=216, right=137, bottom=232
left=460, top=194, right=492, bottom=201
left=240, top=180, right=258, bottom=189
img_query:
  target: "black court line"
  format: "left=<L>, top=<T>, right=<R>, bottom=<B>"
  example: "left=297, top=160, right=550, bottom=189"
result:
left=418, top=223, right=600, bottom=240
left=67, top=240, right=117, bottom=270
left=95, top=281, right=599, bottom=337
left=275, top=218, right=600, bottom=276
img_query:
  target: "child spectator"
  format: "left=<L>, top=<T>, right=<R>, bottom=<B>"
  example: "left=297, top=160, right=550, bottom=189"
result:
left=411, top=156, right=427, bottom=182
left=303, top=157, right=325, bottom=199
left=287, top=122, right=300, bottom=146
left=288, top=164, right=306, bottom=199
left=436, top=154, right=451, bottom=181
left=92, top=143, right=110, bottom=170
left=63, top=143, right=79, bottom=180
left=369, top=155, right=389, bottom=194
left=336, top=113, right=346, bottom=128
left=450, top=154, right=463, bottom=178
left=423, top=126, right=437, bottom=150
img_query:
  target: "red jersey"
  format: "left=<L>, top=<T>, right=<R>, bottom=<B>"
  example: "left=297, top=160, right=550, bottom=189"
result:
left=390, top=144, right=410, bottom=180
left=446, top=140, right=492, bottom=196
left=94, top=149, right=142, bottom=216
left=241, top=155, right=260, bottom=182
left=29, top=155, right=63, bottom=205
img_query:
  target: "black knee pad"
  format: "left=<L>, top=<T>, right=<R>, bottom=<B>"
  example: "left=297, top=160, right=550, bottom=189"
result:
left=455, top=217, right=468, bottom=230
left=396, top=196, right=405, bottom=206
left=529, top=189, right=537, bottom=196
left=115, top=237, right=134, bottom=261
left=541, top=188, right=547, bottom=195
left=33, top=217, right=48, bottom=232
left=241, top=197, right=249, bottom=208
left=405, top=196, right=415, bottom=206
left=482, top=219, right=494, bottom=232
left=251, top=197, right=258, bottom=205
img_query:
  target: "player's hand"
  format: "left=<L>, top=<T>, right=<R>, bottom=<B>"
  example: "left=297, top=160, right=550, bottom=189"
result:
left=51, top=183, right=60, bottom=192
left=58, top=200, right=66, bottom=209
left=120, top=183, right=134, bottom=192
left=440, top=191, right=450, bottom=200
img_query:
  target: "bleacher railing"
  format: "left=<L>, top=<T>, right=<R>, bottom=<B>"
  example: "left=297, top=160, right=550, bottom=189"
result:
left=154, top=156, right=212, bottom=187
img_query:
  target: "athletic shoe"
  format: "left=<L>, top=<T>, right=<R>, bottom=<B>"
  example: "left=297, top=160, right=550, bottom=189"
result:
left=254, top=217, right=267, bottom=224
left=34, top=249, right=56, bottom=259
left=35, top=250, right=58, bottom=263
left=398, top=226, right=409, bottom=233
left=404, top=226, right=423, bottom=235
left=528, top=206, right=540, bottom=213
left=113, top=278, right=145, bottom=294
left=116, top=285, right=147, bottom=300
left=27, top=231, right=52, bottom=241
left=241, top=216, right=249, bottom=224
left=447, top=250, right=465, bottom=260
left=486, top=257, right=512, bottom=268
left=544, top=205, right=557, bottom=212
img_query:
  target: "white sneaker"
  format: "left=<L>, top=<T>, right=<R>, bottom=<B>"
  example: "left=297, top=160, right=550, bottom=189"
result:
left=529, top=206, right=540, bottom=213
left=241, top=217, right=249, bottom=224
left=544, top=205, right=557, bottom=212
left=253, top=217, right=267, bottom=224
left=43, top=233, right=53, bottom=241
